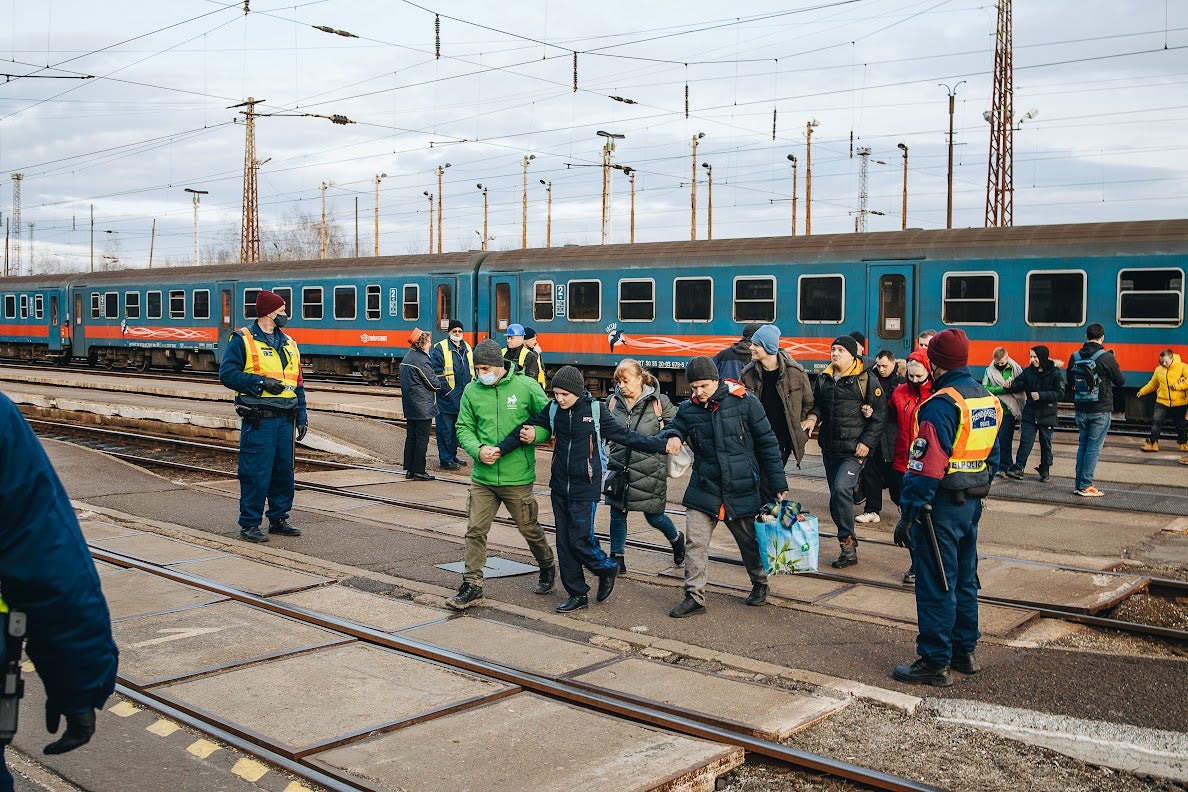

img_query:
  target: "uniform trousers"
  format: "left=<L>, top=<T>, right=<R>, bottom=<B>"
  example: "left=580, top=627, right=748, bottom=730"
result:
left=435, top=409, right=461, bottom=465
left=237, top=413, right=295, bottom=529
left=552, top=493, right=617, bottom=596
left=463, top=483, right=554, bottom=586
left=910, top=494, right=982, bottom=665
left=681, top=508, right=767, bottom=605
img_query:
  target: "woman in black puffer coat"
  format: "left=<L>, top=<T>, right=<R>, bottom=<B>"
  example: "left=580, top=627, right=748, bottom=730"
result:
left=605, top=360, right=684, bottom=572
left=1004, top=345, right=1063, bottom=481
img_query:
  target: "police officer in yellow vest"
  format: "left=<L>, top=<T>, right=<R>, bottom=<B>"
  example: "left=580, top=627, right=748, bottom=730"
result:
left=218, top=289, right=309, bottom=543
left=503, top=323, right=544, bottom=386
left=429, top=319, right=474, bottom=470
left=893, top=329, right=1001, bottom=687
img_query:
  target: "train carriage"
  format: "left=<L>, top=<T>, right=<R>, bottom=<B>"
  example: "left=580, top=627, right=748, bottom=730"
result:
left=0, top=274, right=71, bottom=362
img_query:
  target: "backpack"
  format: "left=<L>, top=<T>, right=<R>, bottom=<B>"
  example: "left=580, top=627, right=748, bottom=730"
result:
left=1070, top=349, right=1107, bottom=404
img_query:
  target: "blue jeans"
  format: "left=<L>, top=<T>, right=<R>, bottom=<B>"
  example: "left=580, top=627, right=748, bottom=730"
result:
left=1149, top=403, right=1188, bottom=445
left=551, top=493, right=617, bottom=597
left=911, top=494, right=982, bottom=665
left=997, top=412, right=1016, bottom=471
left=238, top=413, right=295, bottom=529
left=436, top=410, right=460, bottom=465
left=822, top=454, right=864, bottom=545
left=1074, top=411, right=1111, bottom=491
left=608, top=506, right=679, bottom=554
left=1013, top=418, right=1053, bottom=473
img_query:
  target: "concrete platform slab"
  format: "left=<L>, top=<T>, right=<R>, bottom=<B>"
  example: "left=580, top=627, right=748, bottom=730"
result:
left=575, top=656, right=846, bottom=741
left=402, top=618, right=620, bottom=677
left=113, top=600, right=350, bottom=686
left=101, top=568, right=226, bottom=621
left=978, top=558, right=1149, bottom=614
left=159, top=642, right=516, bottom=755
left=169, top=556, right=332, bottom=596
left=80, top=520, right=143, bottom=541
left=313, top=692, right=744, bottom=792
left=273, top=586, right=445, bottom=632
left=43, top=439, right=190, bottom=500
left=816, top=585, right=1037, bottom=636
left=91, top=533, right=227, bottom=565
left=299, top=470, right=407, bottom=487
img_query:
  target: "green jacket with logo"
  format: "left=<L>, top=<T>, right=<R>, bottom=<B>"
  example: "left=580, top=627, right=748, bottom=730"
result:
left=456, top=369, right=550, bottom=486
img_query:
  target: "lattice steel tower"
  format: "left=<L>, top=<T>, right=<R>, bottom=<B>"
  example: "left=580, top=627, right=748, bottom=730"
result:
left=10, top=173, right=22, bottom=275
left=235, top=98, right=264, bottom=263
left=984, top=0, right=1014, bottom=227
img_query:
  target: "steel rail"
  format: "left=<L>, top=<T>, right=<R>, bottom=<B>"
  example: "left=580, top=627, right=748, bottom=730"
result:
left=92, top=546, right=943, bottom=792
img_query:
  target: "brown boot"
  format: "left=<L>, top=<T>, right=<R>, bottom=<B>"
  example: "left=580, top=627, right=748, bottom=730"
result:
left=1142, top=440, right=1159, bottom=452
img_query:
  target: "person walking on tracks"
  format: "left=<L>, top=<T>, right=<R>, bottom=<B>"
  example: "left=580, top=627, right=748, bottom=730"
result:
left=400, top=328, right=443, bottom=481
left=1068, top=323, right=1125, bottom=497
left=449, top=340, right=556, bottom=609
left=219, top=289, right=308, bottom=543
left=740, top=323, right=814, bottom=472
left=429, top=319, right=474, bottom=470
left=1137, top=349, right=1187, bottom=452
left=892, top=329, right=1001, bottom=687
left=1, top=393, right=119, bottom=789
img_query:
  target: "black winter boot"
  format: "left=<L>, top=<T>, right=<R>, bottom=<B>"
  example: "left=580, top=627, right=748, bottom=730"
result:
left=534, top=566, right=556, bottom=595
left=670, top=532, right=686, bottom=566
left=831, top=539, right=858, bottom=568
left=893, top=657, right=953, bottom=687
left=612, top=553, right=627, bottom=574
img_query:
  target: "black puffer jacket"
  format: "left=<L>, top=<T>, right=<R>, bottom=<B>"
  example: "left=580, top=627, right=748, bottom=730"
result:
left=659, top=381, right=788, bottom=520
left=740, top=351, right=814, bottom=464
left=873, top=368, right=905, bottom=460
left=1006, top=360, right=1064, bottom=427
left=807, top=359, right=888, bottom=459
left=399, top=346, right=442, bottom=420
left=605, top=386, right=677, bottom=514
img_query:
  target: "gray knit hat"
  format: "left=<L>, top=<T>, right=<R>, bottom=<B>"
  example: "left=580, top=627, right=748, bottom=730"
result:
left=472, top=339, right=504, bottom=368
left=686, top=356, right=719, bottom=383
left=550, top=365, right=585, bottom=396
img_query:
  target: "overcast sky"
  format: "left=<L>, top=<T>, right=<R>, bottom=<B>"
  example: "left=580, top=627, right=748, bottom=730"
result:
left=1, top=0, right=1186, bottom=272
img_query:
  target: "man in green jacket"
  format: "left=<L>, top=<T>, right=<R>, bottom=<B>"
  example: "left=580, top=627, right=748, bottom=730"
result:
left=449, top=339, right=556, bottom=609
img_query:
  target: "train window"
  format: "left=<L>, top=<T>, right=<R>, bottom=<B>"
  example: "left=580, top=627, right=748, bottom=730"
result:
left=568, top=280, right=601, bottom=322
left=193, top=290, right=210, bottom=320
left=534, top=281, right=554, bottom=322
left=494, top=282, right=510, bottom=329
left=3, top=295, right=13, bottom=319
left=125, top=292, right=141, bottom=320
left=334, top=286, right=357, bottom=321
left=1118, top=268, right=1183, bottom=326
left=34, top=294, right=43, bottom=320
left=243, top=288, right=260, bottom=319
left=618, top=279, right=654, bottom=322
left=302, top=287, right=324, bottom=320
left=104, top=292, right=119, bottom=319
left=733, top=277, right=775, bottom=323
left=1026, top=271, right=1084, bottom=326
left=273, top=287, right=293, bottom=316
left=877, top=274, right=906, bottom=339
left=797, top=275, right=844, bottom=323
left=169, top=290, right=186, bottom=319
left=674, top=278, right=712, bottom=322
left=90, top=293, right=101, bottom=319
left=942, top=272, right=997, bottom=325
left=365, top=285, right=381, bottom=320
left=435, top=284, right=450, bottom=328
left=19, top=294, right=28, bottom=319
left=403, top=284, right=420, bottom=321
left=147, top=291, right=162, bottom=319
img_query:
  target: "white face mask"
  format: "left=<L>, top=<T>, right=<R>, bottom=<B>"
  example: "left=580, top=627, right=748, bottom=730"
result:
left=478, top=372, right=498, bottom=386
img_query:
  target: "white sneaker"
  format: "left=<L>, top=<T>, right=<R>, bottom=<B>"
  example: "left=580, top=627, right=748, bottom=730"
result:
left=856, top=512, right=881, bottom=524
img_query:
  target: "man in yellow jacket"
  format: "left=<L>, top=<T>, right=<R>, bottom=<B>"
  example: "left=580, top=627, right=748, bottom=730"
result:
left=1138, top=349, right=1187, bottom=452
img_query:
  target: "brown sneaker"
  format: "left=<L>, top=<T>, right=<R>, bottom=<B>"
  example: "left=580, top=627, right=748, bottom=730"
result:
left=1141, top=440, right=1159, bottom=452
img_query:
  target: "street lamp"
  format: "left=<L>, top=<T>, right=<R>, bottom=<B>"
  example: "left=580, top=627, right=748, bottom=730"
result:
left=596, top=131, right=625, bottom=245
left=701, top=162, right=713, bottom=241
left=896, top=143, right=909, bottom=230
left=805, top=119, right=819, bottom=235
left=786, top=155, right=797, bottom=236
left=611, top=165, right=636, bottom=243
left=374, top=173, right=386, bottom=256
left=522, top=154, right=535, bottom=248
left=423, top=191, right=433, bottom=254
left=183, top=187, right=208, bottom=266
left=476, top=184, right=488, bottom=251
left=690, top=132, right=705, bottom=240
left=539, top=179, right=552, bottom=248
left=436, top=163, right=450, bottom=253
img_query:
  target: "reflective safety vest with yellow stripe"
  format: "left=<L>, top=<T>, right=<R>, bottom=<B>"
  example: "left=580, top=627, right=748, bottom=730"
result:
left=916, top=383, right=1001, bottom=490
left=504, top=344, right=546, bottom=386
left=235, top=327, right=301, bottom=403
left=435, top=338, right=474, bottom=390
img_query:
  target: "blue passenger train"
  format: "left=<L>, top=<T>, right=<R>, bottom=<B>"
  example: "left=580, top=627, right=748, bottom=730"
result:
left=1, top=219, right=1184, bottom=417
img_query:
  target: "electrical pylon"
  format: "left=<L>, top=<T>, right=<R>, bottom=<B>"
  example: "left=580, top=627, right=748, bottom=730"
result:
left=10, top=173, right=22, bottom=275
left=234, top=98, right=264, bottom=263
left=984, top=0, right=1013, bottom=227
left=856, top=149, right=872, bottom=233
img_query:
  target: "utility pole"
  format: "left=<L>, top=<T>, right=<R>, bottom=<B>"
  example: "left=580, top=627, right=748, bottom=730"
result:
left=690, top=133, right=704, bottom=240
left=626, top=170, right=635, bottom=243
left=476, top=184, right=489, bottom=251
left=787, top=154, right=798, bottom=236
left=320, top=180, right=330, bottom=259
left=423, top=192, right=433, bottom=253
left=985, top=0, right=1014, bottom=227
left=233, top=97, right=264, bottom=263
left=897, top=143, right=909, bottom=230
left=940, top=82, right=965, bottom=229
left=701, top=163, right=713, bottom=240
left=89, top=205, right=94, bottom=273
left=804, top=119, right=819, bottom=235
left=374, top=173, right=385, bottom=256
left=521, top=154, right=534, bottom=248
left=9, top=173, right=22, bottom=276
left=437, top=164, right=449, bottom=254
left=148, top=219, right=156, bottom=269
left=597, top=131, right=624, bottom=244
left=539, top=180, right=552, bottom=248
left=857, top=148, right=872, bottom=233
left=183, top=187, right=208, bottom=266
left=354, top=196, right=359, bottom=257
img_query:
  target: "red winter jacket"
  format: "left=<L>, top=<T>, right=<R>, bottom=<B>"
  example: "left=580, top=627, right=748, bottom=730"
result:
left=889, top=350, right=934, bottom=473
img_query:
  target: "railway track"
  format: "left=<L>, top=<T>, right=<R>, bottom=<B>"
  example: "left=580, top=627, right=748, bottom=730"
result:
left=35, top=417, right=1188, bottom=644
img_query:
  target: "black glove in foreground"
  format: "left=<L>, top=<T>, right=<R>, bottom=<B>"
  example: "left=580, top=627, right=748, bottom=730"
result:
left=44, top=707, right=96, bottom=755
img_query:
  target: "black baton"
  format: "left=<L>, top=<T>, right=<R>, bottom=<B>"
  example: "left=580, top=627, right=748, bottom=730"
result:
left=0, top=610, right=27, bottom=745
left=920, top=505, right=949, bottom=593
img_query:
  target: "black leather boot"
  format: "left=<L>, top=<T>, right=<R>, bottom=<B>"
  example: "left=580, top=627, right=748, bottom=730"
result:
left=670, top=532, right=686, bottom=566
left=893, top=657, right=953, bottom=687
left=612, top=553, right=627, bottom=574
left=534, top=566, right=556, bottom=595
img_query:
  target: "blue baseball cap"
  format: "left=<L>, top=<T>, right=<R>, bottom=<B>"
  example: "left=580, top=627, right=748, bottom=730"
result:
left=506, top=323, right=525, bottom=337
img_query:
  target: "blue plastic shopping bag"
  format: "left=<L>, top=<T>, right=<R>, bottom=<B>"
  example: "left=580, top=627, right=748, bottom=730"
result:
left=754, top=500, right=819, bottom=574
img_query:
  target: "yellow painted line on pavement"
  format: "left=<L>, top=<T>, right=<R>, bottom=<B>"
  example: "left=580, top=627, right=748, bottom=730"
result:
left=232, top=758, right=269, bottom=783
left=146, top=719, right=180, bottom=737
left=108, top=701, right=140, bottom=717
left=283, top=783, right=313, bottom=792
left=187, top=739, right=221, bottom=759
left=20, top=661, right=34, bottom=673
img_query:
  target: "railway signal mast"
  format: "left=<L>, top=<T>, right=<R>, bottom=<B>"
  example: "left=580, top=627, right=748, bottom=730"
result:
left=233, top=98, right=265, bottom=263
left=984, top=0, right=1014, bottom=228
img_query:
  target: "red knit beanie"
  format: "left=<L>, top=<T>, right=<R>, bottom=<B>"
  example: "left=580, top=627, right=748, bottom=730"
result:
left=256, top=290, right=285, bottom=317
left=927, top=328, right=970, bottom=370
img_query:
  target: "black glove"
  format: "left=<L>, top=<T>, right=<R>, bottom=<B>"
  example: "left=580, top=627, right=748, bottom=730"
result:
left=262, top=377, right=285, bottom=394
left=44, top=707, right=96, bottom=755
left=893, top=516, right=912, bottom=548
left=296, top=424, right=308, bottom=442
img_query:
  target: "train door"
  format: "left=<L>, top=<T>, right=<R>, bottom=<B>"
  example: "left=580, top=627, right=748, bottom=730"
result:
left=73, top=292, right=83, bottom=357
left=865, top=263, right=916, bottom=359
left=432, top=276, right=457, bottom=332
left=487, top=274, right=517, bottom=340
left=217, top=281, right=235, bottom=360
left=49, top=294, right=61, bottom=352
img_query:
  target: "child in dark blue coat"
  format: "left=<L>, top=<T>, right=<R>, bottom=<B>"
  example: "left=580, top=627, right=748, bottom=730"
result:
left=501, top=365, right=679, bottom=613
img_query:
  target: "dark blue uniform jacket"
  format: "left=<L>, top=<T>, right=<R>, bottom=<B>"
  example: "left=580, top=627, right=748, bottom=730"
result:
left=218, top=322, right=309, bottom=427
